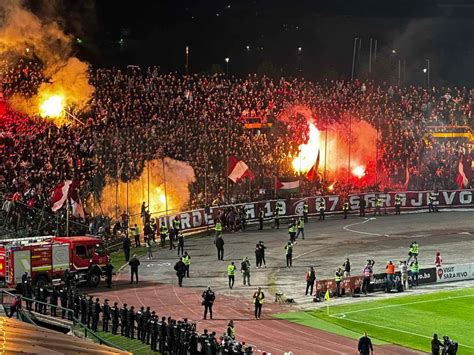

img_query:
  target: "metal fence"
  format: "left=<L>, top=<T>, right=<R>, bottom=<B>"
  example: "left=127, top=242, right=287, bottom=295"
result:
left=0, top=290, right=125, bottom=351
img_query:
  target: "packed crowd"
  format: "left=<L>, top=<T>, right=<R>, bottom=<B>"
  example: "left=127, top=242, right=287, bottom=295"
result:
left=1, top=58, right=473, bottom=230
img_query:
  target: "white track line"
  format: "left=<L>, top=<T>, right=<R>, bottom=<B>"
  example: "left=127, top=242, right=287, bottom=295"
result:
left=329, top=294, right=474, bottom=349
left=343, top=218, right=386, bottom=237
left=329, top=315, right=474, bottom=349
left=331, top=294, right=474, bottom=317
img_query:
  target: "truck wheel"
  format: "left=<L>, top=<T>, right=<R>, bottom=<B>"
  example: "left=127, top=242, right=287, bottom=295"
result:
left=87, top=270, right=100, bottom=287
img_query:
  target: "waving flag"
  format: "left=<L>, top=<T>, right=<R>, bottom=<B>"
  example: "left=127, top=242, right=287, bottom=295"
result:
left=275, top=177, right=300, bottom=192
left=51, top=180, right=85, bottom=218
left=306, top=150, right=320, bottom=182
left=227, top=156, right=255, bottom=183
left=456, top=154, right=471, bottom=189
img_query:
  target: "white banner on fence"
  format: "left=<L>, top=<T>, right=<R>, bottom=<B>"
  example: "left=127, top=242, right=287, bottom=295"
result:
left=436, top=263, right=474, bottom=283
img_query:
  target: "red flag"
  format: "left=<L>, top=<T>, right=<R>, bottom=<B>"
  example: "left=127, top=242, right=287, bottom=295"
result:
left=227, top=156, right=255, bottom=183
left=306, top=150, right=320, bottom=181
left=456, top=154, right=471, bottom=189
left=51, top=181, right=73, bottom=212
left=51, top=180, right=85, bottom=218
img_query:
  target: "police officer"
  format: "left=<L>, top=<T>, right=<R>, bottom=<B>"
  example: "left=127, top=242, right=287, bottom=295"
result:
left=335, top=268, right=343, bottom=297
left=296, top=216, right=305, bottom=239
left=177, top=233, right=185, bottom=256
left=87, top=295, right=94, bottom=327
left=215, top=235, right=225, bottom=261
left=120, top=303, right=128, bottom=337
left=137, top=306, right=144, bottom=340
left=172, top=257, right=186, bottom=286
left=374, top=196, right=382, bottom=216
left=111, top=302, right=120, bottom=335
left=160, top=222, right=168, bottom=247
left=102, top=299, right=111, bottom=332
left=214, top=220, right=223, bottom=237
left=342, top=201, right=350, bottom=219
left=143, top=306, right=152, bottom=344
left=59, top=287, right=67, bottom=317
left=50, top=287, right=59, bottom=317
left=73, top=290, right=80, bottom=319
left=395, top=195, right=402, bottom=215
left=359, top=197, right=367, bottom=217
left=182, top=251, right=191, bottom=277
left=253, top=287, right=265, bottom=320
left=202, top=286, right=216, bottom=320
left=258, top=207, right=264, bottom=230
left=80, top=294, right=87, bottom=324
left=319, top=200, right=326, bottom=220
left=410, top=261, right=419, bottom=287
left=173, top=216, right=181, bottom=238
left=273, top=205, right=281, bottom=229
left=303, top=201, right=309, bottom=223
left=226, top=320, right=236, bottom=340
left=288, top=219, right=297, bottom=243
left=24, top=277, right=33, bottom=311
left=159, top=316, right=167, bottom=353
left=407, top=241, right=419, bottom=263
left=105, top=261, right=114, bottom=288
left=92, top=297, right=101, bottom=332
left=227, top=261, right=236, bottom=289
left=150, top=218, right=157, bottom=242
left=66, top=288, right=74, bottom=320
left=128, top=305, right=136, bottom=339
left=285, top=241, right=294, bottom=268
left=149, top=312, right=158, bottom=351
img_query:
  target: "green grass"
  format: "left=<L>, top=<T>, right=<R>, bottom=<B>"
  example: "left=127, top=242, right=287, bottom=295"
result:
left=97, top=331, right=159, bottom=354
left=110, top=246, right=148, bottom=270
left=275, top=287, right=474, bottom=354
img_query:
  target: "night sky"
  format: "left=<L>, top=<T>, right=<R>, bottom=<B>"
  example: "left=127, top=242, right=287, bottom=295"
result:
left=27, top=0, right=474, bottom=85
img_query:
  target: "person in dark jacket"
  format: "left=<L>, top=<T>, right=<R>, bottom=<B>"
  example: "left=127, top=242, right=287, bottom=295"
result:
left=358, top=332, right=374, bottom=355
left=49, top=287, right=59, bottom=317
left=123, top=235, right=131, bottom=262
left=215, top=235, right=224, bottom=260
left=91, top=297, right=102, bottom=332
left=174, top=257, right=186, bottom=286
left=202, top=286, right=216, bottom=320
left=120, top=304, right=128, bottom=336
left=105, top=261, right=114, bottom=288
left=128, top=306, right=136, bottom=339
left=129, top=254, right=140, bottom=284
left=102, top=299, right=111, bottom=332
left=432, top=333, right=443, bottom=355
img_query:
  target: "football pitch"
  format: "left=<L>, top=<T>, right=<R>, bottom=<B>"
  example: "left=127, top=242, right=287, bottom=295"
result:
left=275, top=287, right=474, bottom=354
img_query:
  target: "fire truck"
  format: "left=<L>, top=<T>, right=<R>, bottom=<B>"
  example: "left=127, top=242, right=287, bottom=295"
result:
left=0, top=235, right=110, bottom=288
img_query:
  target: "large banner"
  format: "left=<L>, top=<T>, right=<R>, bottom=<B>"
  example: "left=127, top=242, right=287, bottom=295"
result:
left=157, top=189, right=474, bottom=231
left=436, top=264, right=474, bottom=283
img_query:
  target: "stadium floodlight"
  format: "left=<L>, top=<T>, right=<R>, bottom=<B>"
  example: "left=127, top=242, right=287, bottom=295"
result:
left=422, top=68, right=427, bottom=73
left=225, top=57, right=230, bottom=63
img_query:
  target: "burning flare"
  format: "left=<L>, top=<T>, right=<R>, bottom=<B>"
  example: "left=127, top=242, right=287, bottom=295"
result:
left=292, top=123, right=320, bottom=174
left=352, top=165, right=366, bottom=179
left=39, top=94, right=65, bottom=118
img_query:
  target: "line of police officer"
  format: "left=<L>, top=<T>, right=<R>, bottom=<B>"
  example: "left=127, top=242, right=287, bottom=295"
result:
left=21, top=276, right=253, bottom=354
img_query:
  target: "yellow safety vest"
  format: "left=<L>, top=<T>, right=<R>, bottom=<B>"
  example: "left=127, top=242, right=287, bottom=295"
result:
left=215, top=222, right=222, bottom=232
left=253, top=292, right=264, bottom=304
left=182, top=255, right=190, bottom=266
left=227, top=264, right=235, bottom=276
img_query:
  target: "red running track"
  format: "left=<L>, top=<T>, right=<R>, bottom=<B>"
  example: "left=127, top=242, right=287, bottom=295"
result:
left=90, top=276, right=420, bottom=355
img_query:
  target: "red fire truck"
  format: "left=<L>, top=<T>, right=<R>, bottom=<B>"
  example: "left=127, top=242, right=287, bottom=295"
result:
left=0, top=236, right=109, bottom=288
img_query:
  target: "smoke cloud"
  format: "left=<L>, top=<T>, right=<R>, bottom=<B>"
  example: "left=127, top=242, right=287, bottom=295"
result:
left=0, top=0, right=94, bottom=121
left=98, top=158, right=196, bottom=224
